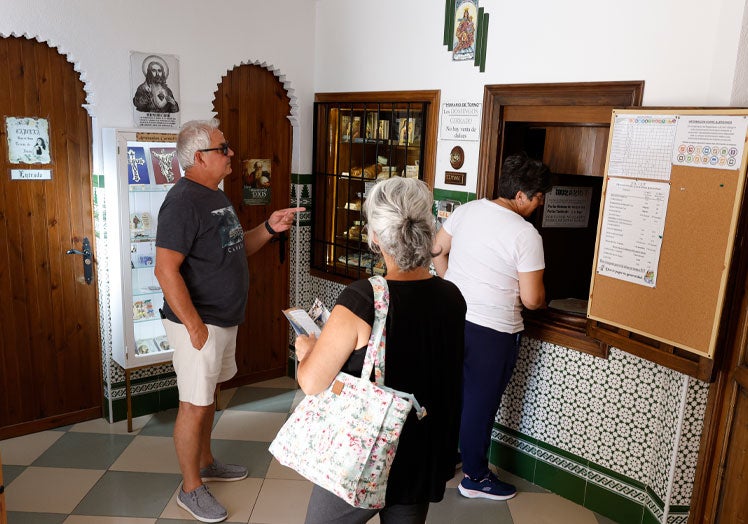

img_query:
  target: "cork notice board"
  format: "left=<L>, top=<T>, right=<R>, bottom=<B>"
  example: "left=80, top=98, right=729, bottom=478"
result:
left=588, top=109, right=748, bottom=358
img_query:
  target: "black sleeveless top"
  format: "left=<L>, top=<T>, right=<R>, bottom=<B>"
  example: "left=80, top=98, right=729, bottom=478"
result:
left=336, top=277, right=466, bottom=504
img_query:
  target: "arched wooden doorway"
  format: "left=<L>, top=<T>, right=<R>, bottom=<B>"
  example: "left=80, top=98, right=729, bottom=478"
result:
left=213, top=64, right=293, bottom=386
left=0, top=36, right=101, bottom=438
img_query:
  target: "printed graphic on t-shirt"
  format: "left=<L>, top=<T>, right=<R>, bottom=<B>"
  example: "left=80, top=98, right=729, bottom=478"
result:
left=211, top=206, right=244, bottom=248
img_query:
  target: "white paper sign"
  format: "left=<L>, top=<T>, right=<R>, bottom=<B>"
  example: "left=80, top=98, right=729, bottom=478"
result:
left=11, top=169, right=52, bottom=180
left=672, top=115, right=748, bottom=170
left=608, top=114, right=678, bottom=181
left=5, top=117, right=51, bottom=164
left=542, top=186, right=593, bottom=228
left=597, top=178, right=670, bottom=287
left=439, top=102, right=481, bottom=141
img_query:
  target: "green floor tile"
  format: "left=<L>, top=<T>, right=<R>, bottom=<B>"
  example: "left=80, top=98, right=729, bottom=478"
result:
left=6, top=512, right=66, bottom=524
left=138, top=408, right=179, bottom=436
left=227, top=387, right=296, bottom=412
left=208, top=439, right=273, bottom=478
left=32, top=432, right=134, bottom=469
left=3, top=464, right=26, bottom=485
left=73, top=470, right=182, bottom=518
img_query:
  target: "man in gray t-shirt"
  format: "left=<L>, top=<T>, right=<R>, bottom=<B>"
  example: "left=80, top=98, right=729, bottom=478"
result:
left=155, top=118, right=303, bottom=523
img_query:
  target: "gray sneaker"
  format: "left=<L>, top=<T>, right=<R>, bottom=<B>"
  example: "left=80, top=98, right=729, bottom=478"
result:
left=200, top=459, right=248, bottom=482
left=177, top=484, right=228, bottom=523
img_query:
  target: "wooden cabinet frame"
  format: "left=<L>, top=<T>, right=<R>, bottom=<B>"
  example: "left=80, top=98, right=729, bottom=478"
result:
left=311, top=91, right=440, bottom=284
left=315, top=91, right=440, bottom=188
left=476, top=81, right=644, bottom=358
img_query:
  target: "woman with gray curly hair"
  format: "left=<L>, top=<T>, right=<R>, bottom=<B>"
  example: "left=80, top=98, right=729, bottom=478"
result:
left=364, top=176, right=435, bottom=272
left=294, top=177, right=467, bottom=524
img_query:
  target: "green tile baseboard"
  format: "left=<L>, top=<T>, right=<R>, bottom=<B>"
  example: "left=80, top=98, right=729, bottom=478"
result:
left=107, top=376, right=179, bottom=423
left=491, top=424, right=690, bottom=524
left=291, top=173, right=313, bottom=185
left=433, top=187, right=475, bottom=204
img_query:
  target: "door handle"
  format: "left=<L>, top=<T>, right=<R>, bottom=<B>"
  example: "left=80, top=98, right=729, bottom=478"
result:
left=270, top=232, right=287, bottom=264
left=66, top=237, right=93, bottom=284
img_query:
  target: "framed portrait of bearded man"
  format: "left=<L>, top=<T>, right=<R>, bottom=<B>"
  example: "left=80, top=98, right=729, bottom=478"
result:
left=130, top=51, right=181, bottom=129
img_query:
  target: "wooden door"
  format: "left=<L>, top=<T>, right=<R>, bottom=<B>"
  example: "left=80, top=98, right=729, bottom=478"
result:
left=0, top=37, right=101, bottom=439
left=213, top=64, right=292, bottom=386
left=690, top=213, right=748, bottom=522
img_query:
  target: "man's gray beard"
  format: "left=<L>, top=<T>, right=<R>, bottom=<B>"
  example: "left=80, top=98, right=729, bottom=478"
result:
left=147, top=75, right=166, bottom=85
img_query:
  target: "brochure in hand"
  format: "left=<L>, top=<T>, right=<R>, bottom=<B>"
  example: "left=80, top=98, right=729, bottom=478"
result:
left=282, top=298, right=330, bottom=337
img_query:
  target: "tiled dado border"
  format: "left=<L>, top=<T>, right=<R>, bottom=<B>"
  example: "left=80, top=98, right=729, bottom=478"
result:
left=491, top=425, right=689, bottom=524
left=105, top=375, right=179, bottom=422
left=433, top=187, right=475, bottom=204
left=106, top=361, right=299, bottom=423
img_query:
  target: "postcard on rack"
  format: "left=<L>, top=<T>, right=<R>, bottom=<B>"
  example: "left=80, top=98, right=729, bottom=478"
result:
left=150, top=147, right=181, bottom=184
left=127, top=146, right=151, bottom=185
left=130, top=241, right=155, bottom=268
left=133, top=299, right=156, bottom=321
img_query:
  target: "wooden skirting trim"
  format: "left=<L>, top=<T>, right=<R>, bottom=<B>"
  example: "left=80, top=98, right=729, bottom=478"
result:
left=587, top=321, right=713, bottom=381
left=0, top=407, right=102, bottom=440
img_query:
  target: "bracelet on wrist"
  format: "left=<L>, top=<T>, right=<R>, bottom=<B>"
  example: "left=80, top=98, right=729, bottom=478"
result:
left=264, top=219, right=278, bottom=235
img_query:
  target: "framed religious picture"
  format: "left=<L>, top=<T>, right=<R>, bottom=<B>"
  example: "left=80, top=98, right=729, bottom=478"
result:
left=242, top=158, right=272, bottom=205
left=130, top=51, right=181, bottom=129
left=126, top=146, right=150, bottom=185
left=453, top=0, right=478, bottom=61
left=150, top=146, right=181, bottom=184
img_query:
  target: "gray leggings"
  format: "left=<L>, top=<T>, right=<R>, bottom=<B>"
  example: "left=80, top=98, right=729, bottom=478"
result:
left=304, top=485, right=430, bottom=524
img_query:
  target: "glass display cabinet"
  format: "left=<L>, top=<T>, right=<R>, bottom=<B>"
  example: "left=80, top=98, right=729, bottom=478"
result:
left=311, top=91, right=439, bottom=284
left=103, top=128, right=182, bottom=429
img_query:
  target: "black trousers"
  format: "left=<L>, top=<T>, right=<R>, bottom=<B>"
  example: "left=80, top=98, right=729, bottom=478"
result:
left=460, top=321, right=521, bottom=479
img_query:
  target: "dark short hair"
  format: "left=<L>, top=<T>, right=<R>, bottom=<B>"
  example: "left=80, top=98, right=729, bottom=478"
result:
left=497, top=152, right=551, bottom=199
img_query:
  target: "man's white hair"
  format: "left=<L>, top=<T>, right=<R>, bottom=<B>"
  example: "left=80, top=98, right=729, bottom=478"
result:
left=176, top=118, right=220, bottom=171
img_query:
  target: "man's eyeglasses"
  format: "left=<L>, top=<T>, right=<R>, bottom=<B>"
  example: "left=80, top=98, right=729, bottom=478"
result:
left=198, top=143, right=230, bottom=156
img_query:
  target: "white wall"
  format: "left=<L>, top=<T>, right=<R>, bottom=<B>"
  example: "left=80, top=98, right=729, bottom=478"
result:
left=732, top=0, right=748, bottom=105
left=314, top=0, right=747, bottom=192
left=0, top=0, right=317, bottom=174
left=3, top=0, right=742, bottom=183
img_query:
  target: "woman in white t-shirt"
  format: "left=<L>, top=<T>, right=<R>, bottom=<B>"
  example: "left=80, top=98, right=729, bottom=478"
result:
left=432, top=152, right=550, bottom=502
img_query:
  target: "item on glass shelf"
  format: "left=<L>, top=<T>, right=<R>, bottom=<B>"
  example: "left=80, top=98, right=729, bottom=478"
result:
left=404, top=164, right=419, bottom=178
left=131, top=242, right=155, bottom=268
left=135, top=338, right=154, bottom=355
left=351, top=163, right=383, bottom=179
left=133, top=299, right=156, bottom=320
left=337, top=251, right=374, bottom=269
left=378, top=120, right=390, bottom=141
left=154, top=335, right=171, bottom=352
left=377, top=166, right=397, bottom=179
left=340, top=115, right=351, bottom=142
left=397, top=118, right=416, bottom=145
left=130, top=212, right=152, bottom=233
left=372, top=257, right=386, bottom=276
left=365, top=113, right=378, bottom=140
left=344, top=198, right=362, bottom=211
left=343, top=221, right=368, bottom=242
